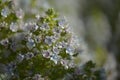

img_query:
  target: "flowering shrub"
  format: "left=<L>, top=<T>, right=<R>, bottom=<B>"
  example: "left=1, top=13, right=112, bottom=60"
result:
left=0, top=0, right=106, bottom=80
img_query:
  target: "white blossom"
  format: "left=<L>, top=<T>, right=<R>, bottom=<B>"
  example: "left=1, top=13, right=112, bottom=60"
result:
left=1, top=7, right=10, bottom=17
left=26, top=38, right=35, bottom=50
left=10, top=22, right=18, bottom=32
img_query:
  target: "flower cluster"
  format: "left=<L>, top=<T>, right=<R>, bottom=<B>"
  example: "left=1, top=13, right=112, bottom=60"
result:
left=0, top=0, right=77, bottom=79
left=0, top=0, right=106, bottom=80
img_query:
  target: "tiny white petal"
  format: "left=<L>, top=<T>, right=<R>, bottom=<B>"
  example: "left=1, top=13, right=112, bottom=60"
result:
left=66, top=46, right=75, bottom=55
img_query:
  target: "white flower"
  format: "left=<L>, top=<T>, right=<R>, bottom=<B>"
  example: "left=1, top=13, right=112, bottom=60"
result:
left=60, top=59, right=69, bottom=69
left=66, top=46, right=75, bottom=55
left=56, top=42, right=68, bottom=49
left=25, top=52, right=34, bottom=60
left=16, top=54, right=24, bottom=63
left=50, top=54, right=60, bottom=64
left=6, top=62, right=16, bottom=75
left=0, top=39, right=9, bottom=46
left=1, top=7, right=10, bottom=18
left=26, top=38, right=35, bottom=50
left=53, top=27, right=62, bottom=34
left=42, top=50, right=51, bottom=58
left=40, top=23, right=49, bottom=31
left=15, top=8, right=24, bottom=19
left=58, top=18, right=66, bottom=29
left=44, top=36, right=53, bottom=45
left=24, top=23, right=38, bottom=32
left=52, top=47, right=60, bottom=54
left=35, top=36, right=41, bottom=43
left=10, top=22, right=18, bottom=32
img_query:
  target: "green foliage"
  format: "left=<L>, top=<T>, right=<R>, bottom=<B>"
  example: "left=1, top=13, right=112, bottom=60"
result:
left=64, top=61, right=106, bottom=80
